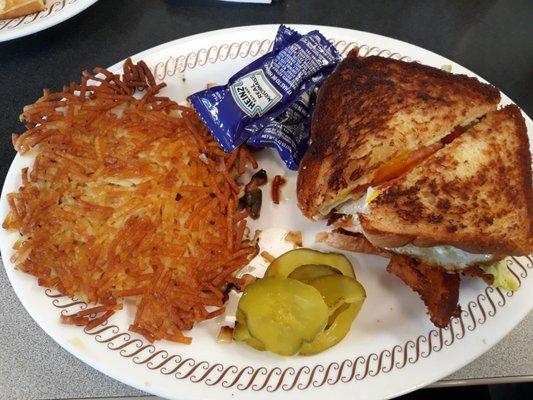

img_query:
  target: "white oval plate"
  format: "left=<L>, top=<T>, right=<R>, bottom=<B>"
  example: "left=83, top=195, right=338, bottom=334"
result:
left=1, top=25, right=532, bottom=400
left=0, top=0, right=97, bottom=42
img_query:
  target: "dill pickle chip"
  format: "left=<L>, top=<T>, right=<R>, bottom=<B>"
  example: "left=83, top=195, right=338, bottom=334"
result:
left=245, top=336, right=266, bottom=351
left=236, top=309, right=245, bottom=323
left=233, top=321, right=252, bottom=342
left=309, top=274, right=366, bottom=315
left=299, top=302, right=363, bottom=355
left=298, top=274, right=366, bottom=355
left=266, top=248, right=355, bottom=278
left=234, top=318, right=266, bottom=351
left=288, top=264, right=341, bottom=283
left=238, top=277, right=328, bottom=356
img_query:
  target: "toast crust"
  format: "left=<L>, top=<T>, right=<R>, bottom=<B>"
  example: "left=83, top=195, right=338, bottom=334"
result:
left=297, top=54, right=500, bottom=219
left=362, top=105, right=533, bottom=255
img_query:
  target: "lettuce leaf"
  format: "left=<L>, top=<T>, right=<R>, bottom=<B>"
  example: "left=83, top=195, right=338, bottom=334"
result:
left=481, top=259, right=519, bottom=292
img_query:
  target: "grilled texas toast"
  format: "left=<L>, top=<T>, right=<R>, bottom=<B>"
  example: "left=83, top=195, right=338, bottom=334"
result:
left=297, top=53, right=500, bottom=219
left=360, top=105, right=533, bottom=255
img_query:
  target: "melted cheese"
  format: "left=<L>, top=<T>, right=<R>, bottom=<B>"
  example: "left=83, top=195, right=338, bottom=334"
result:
left=335, top=195, right=366, bottom=215
left=332, top=187, right=379, bottom=234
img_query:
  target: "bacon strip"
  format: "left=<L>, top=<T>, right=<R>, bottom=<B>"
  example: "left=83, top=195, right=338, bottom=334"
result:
left=387, top=254, right=461, bottom=328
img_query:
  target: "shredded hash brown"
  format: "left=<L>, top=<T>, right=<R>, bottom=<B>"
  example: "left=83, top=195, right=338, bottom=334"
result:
left=3, top=59, right=259, bottom=343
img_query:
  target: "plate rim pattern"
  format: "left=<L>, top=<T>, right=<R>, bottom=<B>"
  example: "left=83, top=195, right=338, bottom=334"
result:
left=42, top=257, right=531, bottom=391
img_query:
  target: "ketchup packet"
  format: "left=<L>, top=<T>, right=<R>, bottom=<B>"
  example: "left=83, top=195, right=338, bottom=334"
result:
left=188, top=25, right=340, bottom=170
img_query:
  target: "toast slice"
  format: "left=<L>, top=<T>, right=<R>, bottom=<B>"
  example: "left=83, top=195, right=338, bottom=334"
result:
left=360, top=105, right=533, bottom=256
left=0, top=0, right=44, bottom=20
left=297, top=53, right=500, bottom=219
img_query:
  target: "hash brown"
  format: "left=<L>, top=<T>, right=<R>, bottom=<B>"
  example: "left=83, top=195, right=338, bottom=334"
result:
left=3, top=60, right=258, bottom=343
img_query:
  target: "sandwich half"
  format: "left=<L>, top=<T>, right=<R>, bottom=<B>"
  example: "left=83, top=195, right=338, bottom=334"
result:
left=319, top=105, right=533, bottom=326
left=297, top=53, right=500, bottom=219
left=359, top=105, right=532, bottom=258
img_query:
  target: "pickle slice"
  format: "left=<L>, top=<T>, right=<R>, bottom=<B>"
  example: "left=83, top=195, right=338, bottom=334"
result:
left=309, top=274, right=366, bottom=316
left=245, top=336, right=266, bottom=351
left=288, top=264, right=340, bottom=283
left=299, top=302, right=363, bottom=355
left=233, top=321, right=251, bottom=341
left=299, top=275, right=366, bottom=355
left=266, top=248, right=355, bottom=278
left=234, top=321, right=266, bottom=351
left=238, top=277, right=328, bottom=356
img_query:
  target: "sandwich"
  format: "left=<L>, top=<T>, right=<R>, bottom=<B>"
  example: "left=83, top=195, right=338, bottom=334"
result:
left=298, top=52, right=500, bottom=220
left=297, top=53, right=533, bottom=327
left=0, top=0, right=44, bottom=20
left=319, top=105, right=532, bottom=326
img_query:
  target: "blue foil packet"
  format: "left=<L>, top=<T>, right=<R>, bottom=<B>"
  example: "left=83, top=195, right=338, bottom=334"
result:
left=246, top=89, right=316, bottom=170
left=188, top=25, right=341, bottom=170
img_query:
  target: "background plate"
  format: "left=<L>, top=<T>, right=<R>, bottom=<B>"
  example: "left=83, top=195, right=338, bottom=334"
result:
left=1, top=25, right=532, bottom=400
left=0, top=0, right=97, bottom=42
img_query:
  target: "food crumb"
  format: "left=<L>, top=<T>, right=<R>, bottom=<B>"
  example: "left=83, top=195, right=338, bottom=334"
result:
left=68, top=337, right=86, bottom=352
left=240, top=169, right=268, bottom=219
left=260, top=251, right=275, bottom=263
left=271, top=175, right=286, bottom=204
left=217, top=326, right=234, bottom=343
left=239, top=273, right=258, bottom=289
left=315, top=232, right=328, bottom=243
left=285, top=231, right=303, bottom=247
